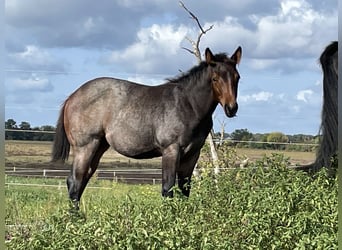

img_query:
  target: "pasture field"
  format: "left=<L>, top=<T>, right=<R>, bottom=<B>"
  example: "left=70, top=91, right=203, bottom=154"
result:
left=5, top=140, right=161, bottom=168
left=5, top=140, right=315, bottom=169
left=5, top=148, right=337, bottom=249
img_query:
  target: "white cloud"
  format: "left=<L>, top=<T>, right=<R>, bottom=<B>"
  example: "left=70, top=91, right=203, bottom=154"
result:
left=200, top=16, right=254, bottom=52
left=6, top=74, right=53, bottom=93
left=247, top=58, right=277, bottom=70
left=205, top=0, right=335, bottom=58
left=107, top=24, right=190, bottom=73
left=250, top=0, right=335, bottom=58
left=7, top=45, right=67, bottom=72
left=126, top=75, right=163, bottom=86
left=296, top=89, right=313, bottom=103
left=102, top=0, right=336, bottom=75
left=11, top=45, right=49, bottom=62
left=239, top=91, right=274, bottom=103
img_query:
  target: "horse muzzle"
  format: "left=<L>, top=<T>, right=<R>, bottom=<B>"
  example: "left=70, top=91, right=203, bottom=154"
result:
left=224, top=103, right=238, bottom=118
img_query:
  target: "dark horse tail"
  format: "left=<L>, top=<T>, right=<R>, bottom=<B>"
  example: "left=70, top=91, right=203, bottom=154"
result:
left=298, top=41, right=338, bottom=175
left=313, top=41, right=338, bottom=174
left=52, top=101, right=70, bottom=162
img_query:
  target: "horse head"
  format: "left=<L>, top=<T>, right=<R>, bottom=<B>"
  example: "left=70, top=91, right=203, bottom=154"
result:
left=206, top=46, right=242, bottom=117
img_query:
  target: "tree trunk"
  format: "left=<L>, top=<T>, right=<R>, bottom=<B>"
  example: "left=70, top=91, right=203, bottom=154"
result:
left=207, top=132, right=220, bottom=174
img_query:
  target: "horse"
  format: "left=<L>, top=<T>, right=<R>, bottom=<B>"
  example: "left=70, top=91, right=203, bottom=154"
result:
left=298, top=41, right=338, bottom=176
left=52, top=47, right=242, bottom=209
left=312, top=41, right=338, bottom=176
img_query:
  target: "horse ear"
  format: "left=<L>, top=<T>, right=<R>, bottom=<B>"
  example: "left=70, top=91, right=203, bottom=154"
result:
left=231, top=46, right=242, bottom=65
left=205, top=48, right=214, bottom=64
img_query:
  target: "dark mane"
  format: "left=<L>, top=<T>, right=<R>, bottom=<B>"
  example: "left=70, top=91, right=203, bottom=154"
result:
left=167, top=61, right=208, bottom=84
left=167, top=53, right=232, bottom=84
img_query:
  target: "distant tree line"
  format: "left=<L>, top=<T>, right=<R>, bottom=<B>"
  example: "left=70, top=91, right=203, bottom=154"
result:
left=5, top=118, right=55, bottom=141
left=213, top=128, right=319, bottom=152
left=5, top=119, right=319, bottom=151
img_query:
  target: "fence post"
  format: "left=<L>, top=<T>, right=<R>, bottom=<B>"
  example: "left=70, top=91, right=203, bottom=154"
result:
left=113, top=172, right=117, bottom=183
left=43, top=169, right=46, bottom=177
left=153, top=178, right=156, bottom=185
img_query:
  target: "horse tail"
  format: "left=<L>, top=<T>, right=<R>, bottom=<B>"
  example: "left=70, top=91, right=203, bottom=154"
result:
left=313, top=41, right=338, bottom=174
left=52, top=101, right=70, bottom=162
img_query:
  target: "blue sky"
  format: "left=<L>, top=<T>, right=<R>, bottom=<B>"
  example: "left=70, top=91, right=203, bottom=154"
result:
left=5, top=0, right=337, bottom=135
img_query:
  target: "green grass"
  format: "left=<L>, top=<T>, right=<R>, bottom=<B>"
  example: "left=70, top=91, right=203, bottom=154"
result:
left=6, top=153, right=337, bottom=250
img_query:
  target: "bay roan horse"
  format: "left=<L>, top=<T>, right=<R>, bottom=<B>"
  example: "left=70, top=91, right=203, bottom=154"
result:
left=52, top=47, right=242, bottom=209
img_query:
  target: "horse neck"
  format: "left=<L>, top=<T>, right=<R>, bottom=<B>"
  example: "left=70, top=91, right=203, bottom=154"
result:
left=182, top=69, right=218, bottom=119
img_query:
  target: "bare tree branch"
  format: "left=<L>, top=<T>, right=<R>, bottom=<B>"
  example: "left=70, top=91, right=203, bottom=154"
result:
left=181, top=47, right=196, bottom=56
left=179, top=1, right=206, bottom=34
left=179, top=1, right=214, bottom=63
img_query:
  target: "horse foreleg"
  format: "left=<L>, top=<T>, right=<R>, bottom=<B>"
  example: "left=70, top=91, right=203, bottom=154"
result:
left=161, top=144, right=180, bottom=197
left=177, top=150, right=201, bottom=197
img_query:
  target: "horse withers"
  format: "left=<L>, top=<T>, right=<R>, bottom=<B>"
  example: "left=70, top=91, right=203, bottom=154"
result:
left=52, top=47, right=242, bottom=209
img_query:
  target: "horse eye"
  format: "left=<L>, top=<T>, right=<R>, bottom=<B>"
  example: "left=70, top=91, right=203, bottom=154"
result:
left=212, top=77, right=218, bottom=82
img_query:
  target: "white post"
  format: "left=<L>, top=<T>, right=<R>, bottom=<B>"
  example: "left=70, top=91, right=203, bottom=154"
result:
left=113, top=172, right=117, bottom=183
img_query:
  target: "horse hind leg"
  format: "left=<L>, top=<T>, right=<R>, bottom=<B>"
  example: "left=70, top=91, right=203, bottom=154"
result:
left=85, top=138, right=110, bottom=185
left=67, top=138, right=106, bottom=210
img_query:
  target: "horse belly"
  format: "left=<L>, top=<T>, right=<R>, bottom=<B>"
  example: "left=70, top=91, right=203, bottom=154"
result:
left=105, top=126, right=161, bottom=159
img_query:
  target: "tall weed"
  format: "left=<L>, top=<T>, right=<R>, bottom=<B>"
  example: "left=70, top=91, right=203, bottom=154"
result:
left=6, top=151, right=337, bottom=249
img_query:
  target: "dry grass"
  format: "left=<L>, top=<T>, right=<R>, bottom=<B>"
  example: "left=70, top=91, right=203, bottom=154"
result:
left=5, top=140, right=161, bottom=169
left=5, top=140, right=315, bottom=168
left=236, top=148, right=315, bottom=166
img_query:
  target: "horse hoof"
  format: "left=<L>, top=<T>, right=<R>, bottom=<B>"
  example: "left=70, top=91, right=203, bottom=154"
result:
left=162, top=189, right=174, bottom=198
left=69, top=199, right=80, bottom=211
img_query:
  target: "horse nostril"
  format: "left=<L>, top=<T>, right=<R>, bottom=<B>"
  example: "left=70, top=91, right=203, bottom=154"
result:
left=224, top=103, right=238, bottom=117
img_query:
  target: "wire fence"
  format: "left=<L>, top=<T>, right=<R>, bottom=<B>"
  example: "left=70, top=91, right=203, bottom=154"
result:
left=5, top=168, right=163, bottom=185
left=5, top=129, right=318, bottom=184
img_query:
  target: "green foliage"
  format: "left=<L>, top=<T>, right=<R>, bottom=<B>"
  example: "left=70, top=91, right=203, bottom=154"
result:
left=230, top=128, right=253, bottom=147
left=5, top=118, right=56, bottom=141
left=266, top=132, right=289, bottom=150
left=5, top=119, right=17, bottom=129
left=6, top=152, right=337, bottom=249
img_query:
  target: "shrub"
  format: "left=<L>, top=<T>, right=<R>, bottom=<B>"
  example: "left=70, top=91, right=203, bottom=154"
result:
left=6, top=153, right=337, bottom=249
